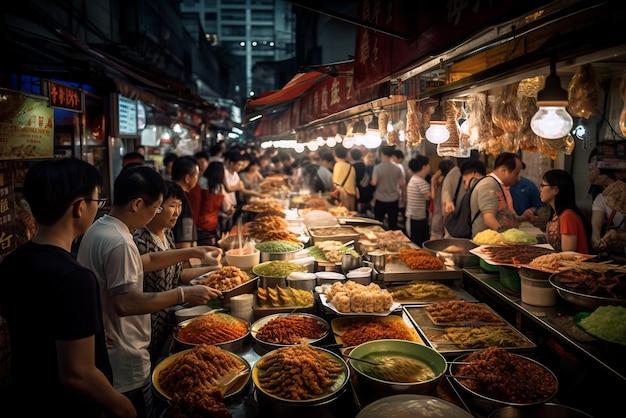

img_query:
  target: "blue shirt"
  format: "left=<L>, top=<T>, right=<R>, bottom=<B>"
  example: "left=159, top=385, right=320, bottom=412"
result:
left=509, top=176, right=543, bottom=215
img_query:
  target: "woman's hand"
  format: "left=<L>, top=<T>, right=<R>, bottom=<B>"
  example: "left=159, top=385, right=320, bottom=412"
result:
left=186, top=284, right=222, bottom=305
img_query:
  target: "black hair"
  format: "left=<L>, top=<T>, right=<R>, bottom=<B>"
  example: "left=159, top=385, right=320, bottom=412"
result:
left=113, top=165, right=166, bottom=207
left=380, top=145, right=396, bottom=157
left=318, top=149, right=335, bottom=163
left=393, top=149, right=405, bottom=160
left=543, top=169, right=592, bottom=244
left=408, top=155, right=429, bottom=172
left=493, top=152, right=521, bottom=171
left=122, top=151, right=145, bottom=166
left=23, top=158, right=103, bottom=226
left=164, top=180, right=186, bottom=202
left=163, top=152, right=178, bottom=165
left=171, top=155, right=199, bottom=181
left=438, top=159, right=455, bottom=176
left=194, top=150, right=209, bottom=161
left=205, top=161, right=227, bottom=193
left=460, top=159, right=487, bottom=176
left=333, top=145, right=348, bottom=159
left=350, top=148, right=363, bottom=161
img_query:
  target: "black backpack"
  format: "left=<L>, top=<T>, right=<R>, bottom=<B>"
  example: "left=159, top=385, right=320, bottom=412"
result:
left=445, top=177, right=488, bottom=238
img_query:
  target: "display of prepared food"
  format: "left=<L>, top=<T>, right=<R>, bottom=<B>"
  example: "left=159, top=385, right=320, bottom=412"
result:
left=308, top=240, right=359, bottom=262
left=331, top=314, right=424, bottom=347
left=308, top=225, right=360, bottom=244
left=253, top=345, right=348, bottom=401
left=192, top=266, right=251, bottom=291
left=404, top=305, right=536, bottom=355
left=321, top=280, right=395, bottom=314
left=251, top=313, right=329, bottom=345
left=522, top=251, right=596, bottom=273
left=575, top=306, right=626, bottom=345
left=424, top=301, right=503, bottom=325
left=255, top=240, right=303, bottom=252
left=174, top=312, right=249, bottom=346
left=255, top=285, right=314, bottom=308
left=551, top=264, right=626, bottom=299
left=250, top=213, right=300, bottom=243
left=242, top=197, right=285, bottom=213
left=152, top=344, right=249, bottom=402
left=470, top=244, right=554, bottom=266
left=387, top=281, right=477, bottom=304
left=397, top=249, right=446, bottom=270
left=252, top=260, right=308, bottom=278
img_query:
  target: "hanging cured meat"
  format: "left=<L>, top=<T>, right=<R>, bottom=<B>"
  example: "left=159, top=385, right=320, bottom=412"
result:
left=378, top=109, right=389, bottom=138
left=387, top=130, right=399, bottom=146
left=467, top=93, right=492, bottom=150
left=492, top=82, right=522, bottom=153
left=406, top=100, right=422, bottom=146
left=518, top=95, right=539, bottom=152
left=437, top=100, right=462, bottom=157
left=568, top=64, right=600, bottom=119
left=620, top=73, right=626, bottom=137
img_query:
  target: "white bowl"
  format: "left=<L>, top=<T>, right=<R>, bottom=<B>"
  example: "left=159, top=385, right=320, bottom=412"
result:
left=225, top=248, right=260, bottom=271
left=174, top=305, right=213, bottom=323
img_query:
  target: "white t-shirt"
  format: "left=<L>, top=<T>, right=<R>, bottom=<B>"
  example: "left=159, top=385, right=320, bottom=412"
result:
left=224, top=167, right=240, bottom=206
left=77, top=214, right=151, bottom=393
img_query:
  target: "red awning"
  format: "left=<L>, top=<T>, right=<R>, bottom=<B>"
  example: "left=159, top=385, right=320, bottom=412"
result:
left=244, top=71, right=327, bottom=113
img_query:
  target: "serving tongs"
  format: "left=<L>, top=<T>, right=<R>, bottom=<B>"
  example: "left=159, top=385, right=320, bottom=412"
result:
left=210, top=366, right=248, bottom=395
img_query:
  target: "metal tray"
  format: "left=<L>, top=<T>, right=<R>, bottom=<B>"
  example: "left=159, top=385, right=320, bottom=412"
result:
left=307, top=225, right=361, bottom=245
left=330, top=313, right=424, bottom=348
left=379, top=261, right=463, bottom=282
left=190, top=274, right=258, bottom=308
left=403, top=304, right=536, bottom=357
left=386, top=282, right=478, bottom=305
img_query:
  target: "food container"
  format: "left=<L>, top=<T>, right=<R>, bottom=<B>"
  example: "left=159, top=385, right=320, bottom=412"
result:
left=286, top=272, right=317, bottom=292
left=173, top=312, right=251, bottom=353
left=520, top=271, right=556, bottom=307
left=257, top=241, right=305, bottom=262
left=368, top=251, right=387, bottom=272
left=449, top=351, right=558, bottom=416
left=346, top=267, right=372, bottom=285
left=253, top=260, right=309, bottom=289
left=341, top=253, right=363, bottom=271
left=174, top=305, right=214, bottom=323
left=356, top=394, right=473, bottom=418
left=499, top=266, right=520, bottom=293
left=315, top=271, right=346, bottom=286
left=252, top=345, right=350, bottom=418
left=421, top=238, right=479, bottom=268
left=488, top=403, right=594, bottom=418
left=549, top=271, right=626, bottom=310
left=347, top=339, right=448, bottom=396
left=250, top=312, right=330, bottom=355
left=224, top=247, right=260, bottom=271
left=308, top=225, right=361, bottom=245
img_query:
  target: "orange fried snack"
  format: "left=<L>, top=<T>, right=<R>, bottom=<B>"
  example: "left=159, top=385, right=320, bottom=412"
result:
left=398, top=249, right=445, bottom=270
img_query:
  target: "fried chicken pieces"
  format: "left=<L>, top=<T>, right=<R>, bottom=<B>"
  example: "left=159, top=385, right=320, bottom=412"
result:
left=160, top=344, right=246, bottom=418
left=255, top=345, right=344, bottom=400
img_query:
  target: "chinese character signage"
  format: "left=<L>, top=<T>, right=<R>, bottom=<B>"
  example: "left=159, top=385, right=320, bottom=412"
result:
left=45, top=80, right=84, bottom=112
left=0, top=161, right=16, bottom=258
left=0, top=89, right=54, bottom=160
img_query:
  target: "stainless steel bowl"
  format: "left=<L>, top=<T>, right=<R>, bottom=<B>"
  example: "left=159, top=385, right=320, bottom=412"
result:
left=421, top=238, right=479, bottom=268
left=449, top=352, right=558, bottom=416
left=348, top=339, right=448, bottom=396
left=549, top=272, right=626, bottom=310
left=250, top=312, right=330, bottom=355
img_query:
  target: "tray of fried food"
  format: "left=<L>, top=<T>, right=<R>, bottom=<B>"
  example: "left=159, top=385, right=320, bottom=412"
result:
left=242, top=197, right=285, bottom=213
left=331, top=314, right=424, bottom=348
left=387, top=281, right=475, bottom=304
left=249, top=213, right=300, bottom=243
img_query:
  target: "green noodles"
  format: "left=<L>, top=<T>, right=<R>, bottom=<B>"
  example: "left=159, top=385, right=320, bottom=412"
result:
left=252, top=260, right=307, bottom=278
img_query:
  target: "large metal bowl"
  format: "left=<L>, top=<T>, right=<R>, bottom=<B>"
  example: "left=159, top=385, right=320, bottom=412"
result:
left=549, top=272, right=626, bottom=310
left=421, top=238, right=479, bottom=268
left=348, top=339, right=448, bottom=396
left=173, top=312, right=250, bottom=353
left=250, top=312, right=330, bottom=355
left=450, top=351, right=558, bottom=416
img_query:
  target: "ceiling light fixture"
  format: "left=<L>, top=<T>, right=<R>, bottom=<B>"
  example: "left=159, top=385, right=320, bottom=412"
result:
left=425, top=98, right=450, bottom=144
left=530, top=60, right=573, bottom=139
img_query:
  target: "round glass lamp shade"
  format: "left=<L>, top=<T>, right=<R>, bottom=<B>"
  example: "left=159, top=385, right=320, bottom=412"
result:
left=530, top=106, right=573, bottom=139
left=425, top=122, right=450, bottom=144
left=363, top=131, right=383, bottom=149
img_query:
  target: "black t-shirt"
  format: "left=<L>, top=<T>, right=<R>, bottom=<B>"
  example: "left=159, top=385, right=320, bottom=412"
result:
left=0, top=241, right=111, bottom=416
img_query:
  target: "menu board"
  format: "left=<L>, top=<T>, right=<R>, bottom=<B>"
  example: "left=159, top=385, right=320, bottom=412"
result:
left=117, top=95, right=138, bottom=136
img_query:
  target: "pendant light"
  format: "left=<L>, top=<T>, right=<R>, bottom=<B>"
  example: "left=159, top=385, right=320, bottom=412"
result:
left=530, top=60, right=573, bottom=139
left=425, top=97, right=450, bottom=144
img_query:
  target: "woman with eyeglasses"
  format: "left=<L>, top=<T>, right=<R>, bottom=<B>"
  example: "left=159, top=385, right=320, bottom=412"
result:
left=540, top=169, right=591, bottom=253
left=133, top=181, right=223, bottom=369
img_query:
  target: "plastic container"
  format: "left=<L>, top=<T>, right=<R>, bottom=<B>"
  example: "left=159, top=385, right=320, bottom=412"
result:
left=520, top=273, right=556, bottom=306
left=499, top=267, right=520, bottom=293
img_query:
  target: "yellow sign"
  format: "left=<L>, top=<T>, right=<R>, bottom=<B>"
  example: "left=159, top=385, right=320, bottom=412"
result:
left=0, top=89, right=54, bottom=160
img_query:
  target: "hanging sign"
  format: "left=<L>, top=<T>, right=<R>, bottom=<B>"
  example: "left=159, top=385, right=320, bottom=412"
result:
left=0, top=89, right=54, bottom=160
left=44, top=80, right=84, bottom=112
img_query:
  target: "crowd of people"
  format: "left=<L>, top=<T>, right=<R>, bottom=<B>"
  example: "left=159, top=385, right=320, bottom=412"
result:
left=2, top=139, right=626, bottom=417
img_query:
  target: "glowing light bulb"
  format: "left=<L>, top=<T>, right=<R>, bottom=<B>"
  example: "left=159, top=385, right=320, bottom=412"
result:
left=530, top=106, right=573, bottom=139
left=425, top=123, right=450, bottom=144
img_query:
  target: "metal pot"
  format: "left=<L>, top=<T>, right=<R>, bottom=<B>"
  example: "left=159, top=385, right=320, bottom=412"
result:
left=421, top=238, right=479, bottom=268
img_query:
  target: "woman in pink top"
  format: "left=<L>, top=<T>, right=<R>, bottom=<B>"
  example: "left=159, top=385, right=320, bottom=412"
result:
left=540, top=169, right=591, bottom=253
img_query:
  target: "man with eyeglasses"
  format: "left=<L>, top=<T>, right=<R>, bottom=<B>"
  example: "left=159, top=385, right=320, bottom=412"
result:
left=77, top=165, right=221, bottom=418
left=0, top=158, right=136, bottom=417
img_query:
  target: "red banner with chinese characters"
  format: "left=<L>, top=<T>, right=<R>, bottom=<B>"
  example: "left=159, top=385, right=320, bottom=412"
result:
left=353, top=0, right=551, bottom=89
left=45, top=80, right=84, bottom=112
left=0, top=89, right=54, bottom=160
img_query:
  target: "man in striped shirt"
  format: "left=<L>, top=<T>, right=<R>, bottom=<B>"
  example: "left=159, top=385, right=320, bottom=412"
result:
left=405, top=155, right=432, bottom=246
